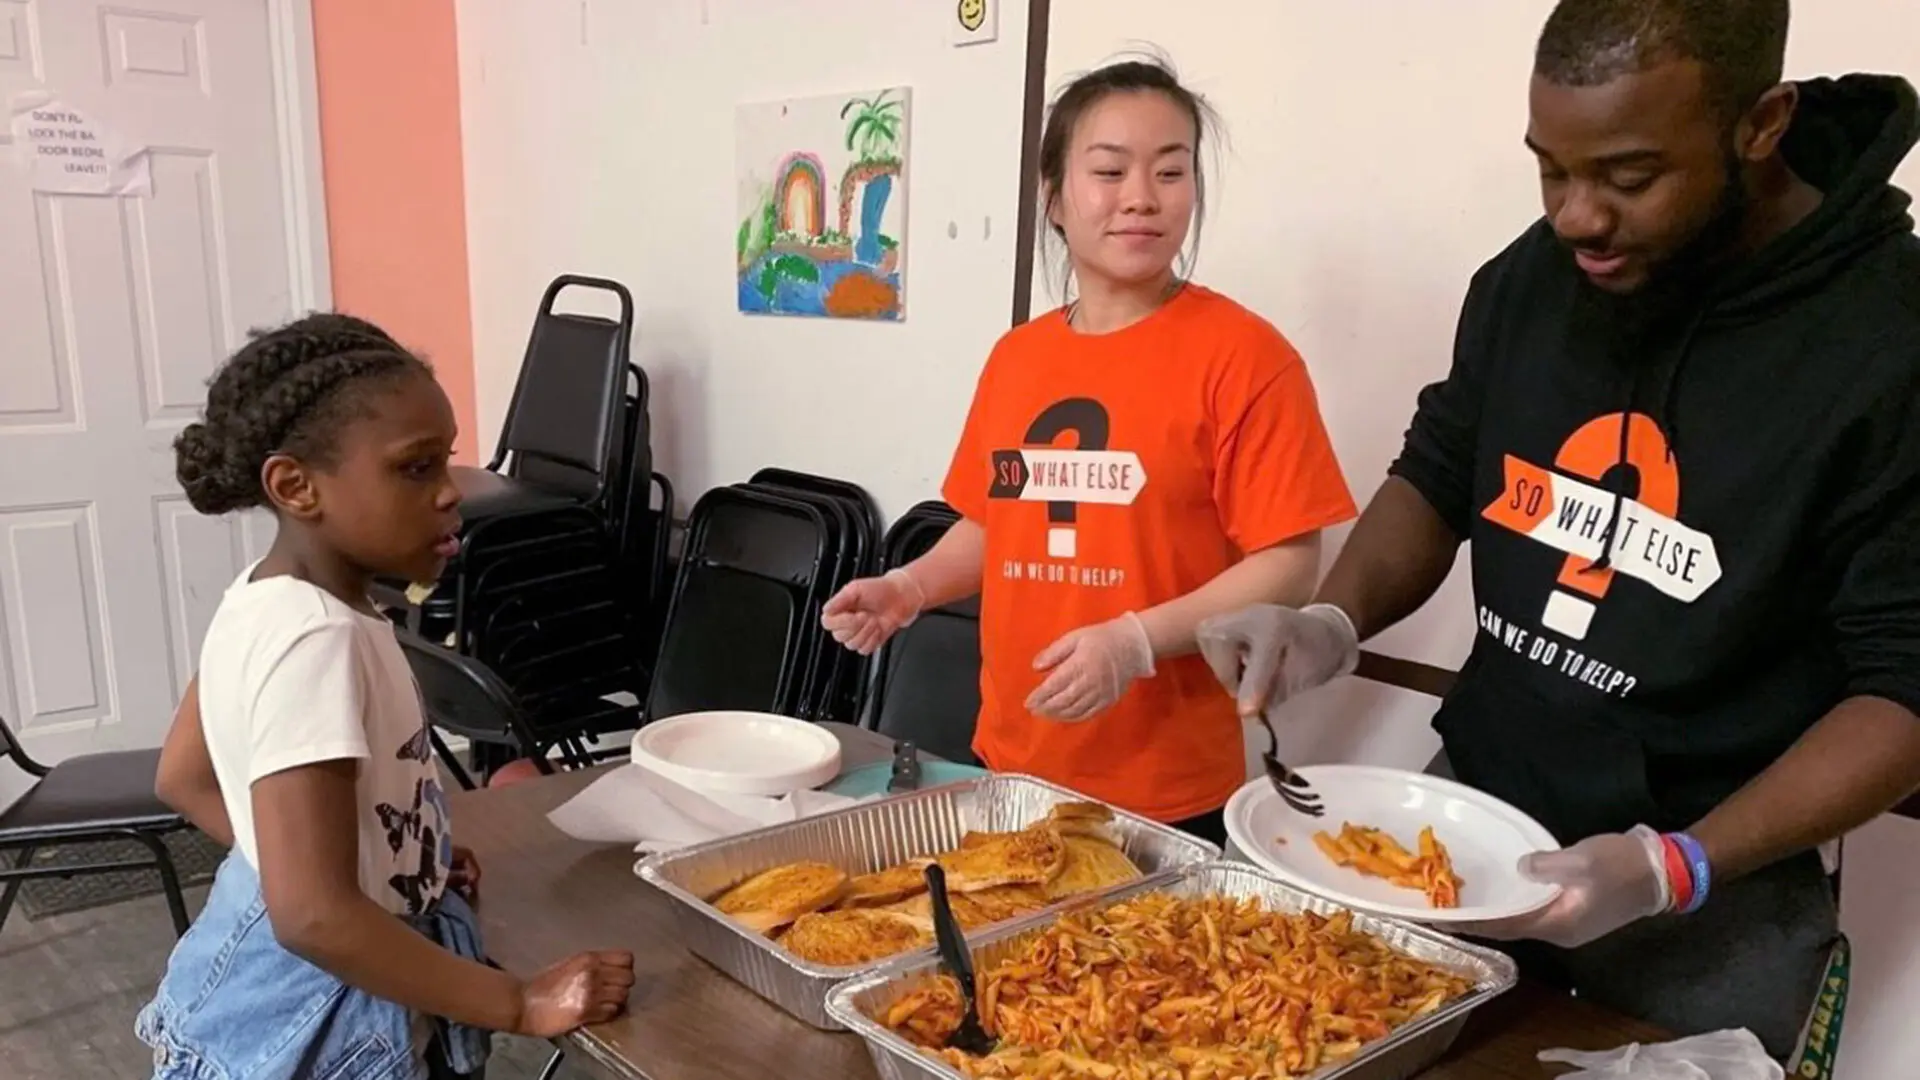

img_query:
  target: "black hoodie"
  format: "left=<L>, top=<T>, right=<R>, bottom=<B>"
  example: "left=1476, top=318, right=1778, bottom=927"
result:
left=1391, top=74, right=1920, bottom=844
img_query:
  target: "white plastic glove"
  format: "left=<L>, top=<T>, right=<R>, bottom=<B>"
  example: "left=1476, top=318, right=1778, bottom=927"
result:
left=1194, top=603, right=1360, bottom=717
left=820, top=569, right=926, bottom=656
left=1453, top=826, right=1671, bottom=949
left=1024, top=613, right=1156, bottom=722
left=1539, top=1029, right=1784, bottom=1080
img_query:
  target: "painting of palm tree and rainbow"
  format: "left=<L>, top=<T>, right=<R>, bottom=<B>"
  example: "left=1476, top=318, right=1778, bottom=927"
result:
left=735, top=87, right=909, bottom=320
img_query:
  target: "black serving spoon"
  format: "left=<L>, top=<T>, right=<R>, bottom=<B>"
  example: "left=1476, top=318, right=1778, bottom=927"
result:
left=923, top=863, right=996, bottom=1056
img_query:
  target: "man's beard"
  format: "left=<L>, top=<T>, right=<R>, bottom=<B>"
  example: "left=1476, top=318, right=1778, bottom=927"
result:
left=1568, top=153, right=1750, bottom=364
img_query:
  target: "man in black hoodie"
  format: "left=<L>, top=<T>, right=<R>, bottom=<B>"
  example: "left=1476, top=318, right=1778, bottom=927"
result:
left=1198, top=0, right=1920, bottom=1061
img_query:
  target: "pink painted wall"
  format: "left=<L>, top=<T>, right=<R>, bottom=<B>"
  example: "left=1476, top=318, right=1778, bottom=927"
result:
left=312, top=0, right=479, bottom=463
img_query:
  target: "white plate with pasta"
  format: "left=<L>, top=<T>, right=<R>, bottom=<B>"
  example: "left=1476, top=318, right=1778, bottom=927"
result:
left=1222, top=764, right=1562, bottom=923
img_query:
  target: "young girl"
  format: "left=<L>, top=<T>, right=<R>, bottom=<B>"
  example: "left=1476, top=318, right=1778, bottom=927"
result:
left=137, top=314, right=635, bottom=1078
left=822, top=58, right=1357, bottom=844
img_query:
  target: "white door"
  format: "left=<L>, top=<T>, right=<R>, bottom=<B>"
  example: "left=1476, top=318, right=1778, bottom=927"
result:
left=0, top=0, right=318, bottom=772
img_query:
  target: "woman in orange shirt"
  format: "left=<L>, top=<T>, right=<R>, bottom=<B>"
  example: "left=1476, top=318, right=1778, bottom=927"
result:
left=822, top=57, right=1356, bottom=844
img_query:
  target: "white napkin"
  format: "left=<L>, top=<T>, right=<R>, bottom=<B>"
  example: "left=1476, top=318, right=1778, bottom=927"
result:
left=1540, top=1030, right=1785, bottom=1080
left=544, top=761, right=873, bottom=859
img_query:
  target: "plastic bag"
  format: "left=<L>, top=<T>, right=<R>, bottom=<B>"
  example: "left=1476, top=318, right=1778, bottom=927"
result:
left=1539, top=1029, right=1785, bottom=1080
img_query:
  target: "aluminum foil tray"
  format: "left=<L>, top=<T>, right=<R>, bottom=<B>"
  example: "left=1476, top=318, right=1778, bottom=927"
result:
left=637, top=773, right=1220, bottom=1030
left=826, top=860, right=1519, bottom=1080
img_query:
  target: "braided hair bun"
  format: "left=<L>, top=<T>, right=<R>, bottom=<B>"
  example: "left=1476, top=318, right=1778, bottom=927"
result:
left=175, top=313, right=427, bottom=516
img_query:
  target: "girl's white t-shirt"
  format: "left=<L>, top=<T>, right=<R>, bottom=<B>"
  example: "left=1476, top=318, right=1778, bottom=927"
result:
left=197, top=568, right=451, bottom=918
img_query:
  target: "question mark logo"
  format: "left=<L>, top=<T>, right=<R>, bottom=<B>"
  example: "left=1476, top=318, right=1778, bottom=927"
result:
left=1542, top=412, right=1678, bottom=639
left=988, top=398, right=1110, bottom=560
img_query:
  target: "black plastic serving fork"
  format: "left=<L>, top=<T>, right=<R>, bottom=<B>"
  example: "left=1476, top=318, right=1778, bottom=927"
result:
left=1256, top=712, right=1324, bottom=816
left=924, top=864, right=996, bottom=1056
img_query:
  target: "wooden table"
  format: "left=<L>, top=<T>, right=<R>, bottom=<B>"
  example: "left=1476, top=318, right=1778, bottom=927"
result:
left=449, top=724, right=1668, bottom=1079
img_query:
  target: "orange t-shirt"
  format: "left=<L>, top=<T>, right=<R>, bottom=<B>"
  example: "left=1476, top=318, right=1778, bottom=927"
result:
left=941, top=285, right=1358, bottom=822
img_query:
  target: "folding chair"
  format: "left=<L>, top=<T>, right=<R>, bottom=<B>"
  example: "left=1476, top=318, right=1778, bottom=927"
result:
left=886, top=500, right=962, bottom=567
left=747, top=469, right=883, bottom=721
left=857, top=505, right=982, bottom=763
left=624, top=471, right=676, bottom=680
left=749, top=468, right=882, bottom=576
left=643, top=486, right=832, bottom=722
left=397, top=631, right=559, bottom=788
left=0, top=715, right=192, bottom=937
left=865, top=596, right=982, bottom=766
left=474, top=275, right=635, bottom=521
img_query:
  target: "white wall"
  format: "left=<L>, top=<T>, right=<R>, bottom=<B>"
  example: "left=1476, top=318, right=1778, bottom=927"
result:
left=455, top=0, right=1032, bottom=520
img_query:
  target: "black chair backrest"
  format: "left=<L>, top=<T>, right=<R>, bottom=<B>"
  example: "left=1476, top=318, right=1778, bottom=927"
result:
left=739, top=476, right=883, bottom=721
left=886, top=501, right=960, bottom=567
left=870, top=604, right=981, bottom=765
left=744, top=470, right=885, bottom=722
left=397, top=630, right=547, bottom=757
left=0, top=714, right=48, bottom=778
left=614, top=368, right=659, bottom=577
left=490, top=275, right=634, bottom=508
left=684, top=487, right=831, bottom=586
left=750, top=468, right=883, bottom=577
left=645, top=486, right=832, bottom=720
left=858, top=504, right=982, bottom=756
left=645, top=567, right=800, bottom=720
left=622, top=470, right=673, bottom=614
left=600, top=363, right=652, bottom=570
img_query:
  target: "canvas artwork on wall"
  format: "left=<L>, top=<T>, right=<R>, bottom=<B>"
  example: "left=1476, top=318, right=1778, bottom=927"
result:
left=735, top=86, right=909, bottom=321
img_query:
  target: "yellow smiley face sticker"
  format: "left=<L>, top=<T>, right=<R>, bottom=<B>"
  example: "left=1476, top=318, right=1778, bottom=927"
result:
left=957, top=0, right=986, bottom=33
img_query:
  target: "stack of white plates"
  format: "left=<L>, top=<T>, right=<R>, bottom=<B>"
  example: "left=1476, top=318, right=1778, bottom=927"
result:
left=628, top=711, right=843, bottom=797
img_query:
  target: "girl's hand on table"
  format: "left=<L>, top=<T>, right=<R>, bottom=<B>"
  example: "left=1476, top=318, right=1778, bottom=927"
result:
left=1026, top=613, right=1155, bottom=721
left=515, top=950, right=637, bottom=1038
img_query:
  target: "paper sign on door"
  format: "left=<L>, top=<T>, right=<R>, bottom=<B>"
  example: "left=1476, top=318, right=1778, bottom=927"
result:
left=9, top=92, right=152, bottom=197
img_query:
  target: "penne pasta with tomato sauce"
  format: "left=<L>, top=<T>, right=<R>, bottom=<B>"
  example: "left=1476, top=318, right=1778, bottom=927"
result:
left=878, top=893, right=1474, bottom=1079
left=1311, top=822, right=1464, bottom=909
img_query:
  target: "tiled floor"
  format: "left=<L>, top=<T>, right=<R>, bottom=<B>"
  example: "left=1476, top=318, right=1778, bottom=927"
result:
left=0, top=886, right=568, bottom=1079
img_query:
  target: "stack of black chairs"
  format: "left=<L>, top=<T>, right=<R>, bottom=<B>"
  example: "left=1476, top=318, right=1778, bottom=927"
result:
left=859, top=501, right=983, bottom=765
left=381, top=275, right=673, bottom=775
left=372, top=277, right=990, bottom=782
left=742, top=469, right=882, bottom=721
left=641, top=469, right=880, bottom=725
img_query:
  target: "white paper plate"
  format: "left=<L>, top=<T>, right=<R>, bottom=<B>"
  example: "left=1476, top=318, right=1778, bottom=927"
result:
left=1223, top=764, right=1562, bottom=924
left=628, top=712, right=842, bottom=797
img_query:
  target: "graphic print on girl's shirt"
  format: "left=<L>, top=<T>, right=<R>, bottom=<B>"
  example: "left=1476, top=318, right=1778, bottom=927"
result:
left=196, top=569, right=451, bottom=917
left=377, top=760, right=454, bottom=916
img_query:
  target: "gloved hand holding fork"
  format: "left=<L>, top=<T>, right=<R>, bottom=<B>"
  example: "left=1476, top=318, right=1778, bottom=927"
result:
left=1194, top=603, right=1361, bottom=716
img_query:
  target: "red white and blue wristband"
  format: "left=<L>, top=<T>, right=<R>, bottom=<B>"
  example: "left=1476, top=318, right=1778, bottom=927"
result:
left=1658, top=834, right=1693, bottom=913
left=1663, top=831, right=1712, bottom=915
